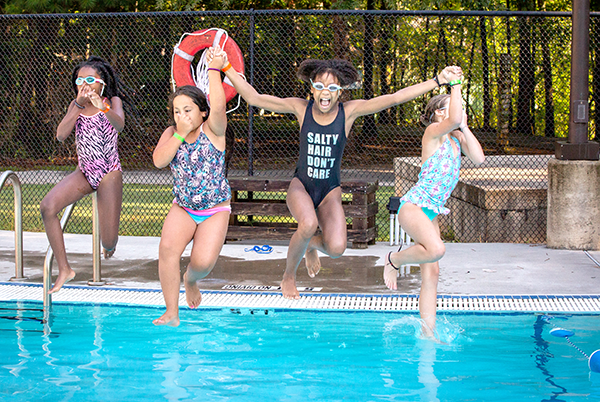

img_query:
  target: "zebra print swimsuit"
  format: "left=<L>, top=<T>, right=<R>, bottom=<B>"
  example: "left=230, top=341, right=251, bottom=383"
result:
left=75, top=111, right=121, bottom=190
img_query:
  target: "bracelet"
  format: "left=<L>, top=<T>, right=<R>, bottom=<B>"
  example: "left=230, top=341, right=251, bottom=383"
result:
left=207, top=68, right=221, bottom=73
left=221, top=62, right=232, bottom=72
left=432, top=75, right=441, bottom=88
left=447, top=79, right=462, bottom=87
left=100, top=103, right=111, bottom=113
left=74, top=100, right=85, bottom=109
left=173, top=132, right=185, bottom=143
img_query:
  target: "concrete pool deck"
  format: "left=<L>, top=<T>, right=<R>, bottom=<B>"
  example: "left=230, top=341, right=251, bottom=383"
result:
left=0, top=230, right=599, bottom=297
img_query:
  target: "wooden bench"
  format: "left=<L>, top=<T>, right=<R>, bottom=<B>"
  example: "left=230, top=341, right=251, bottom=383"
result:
left=226, top=177, right=378, bottom=248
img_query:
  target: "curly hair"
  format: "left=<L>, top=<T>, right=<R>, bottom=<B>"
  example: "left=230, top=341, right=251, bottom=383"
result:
left=420, top=94, right=450, bottom=126
left=71, top=55, right=136, bottom=117
left=297, top=59, right=360, bottom=87
left=167, top=85, right=210, bottom=128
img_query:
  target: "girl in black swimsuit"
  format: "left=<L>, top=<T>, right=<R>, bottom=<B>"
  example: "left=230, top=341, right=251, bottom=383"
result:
left=219, top=53, right=461, bottom=299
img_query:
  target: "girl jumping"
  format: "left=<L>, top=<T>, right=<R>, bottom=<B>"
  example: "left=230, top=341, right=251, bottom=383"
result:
left=152, top=47, right=231, bottom=327
left=384, top=73, right=485, bottom=338
left=219, top=52, right=461, bottom=299
left=41, top=56, right=127, bottom=294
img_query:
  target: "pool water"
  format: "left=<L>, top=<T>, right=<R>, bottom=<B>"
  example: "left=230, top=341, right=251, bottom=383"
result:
left=1, top=301, right=599, bottom=401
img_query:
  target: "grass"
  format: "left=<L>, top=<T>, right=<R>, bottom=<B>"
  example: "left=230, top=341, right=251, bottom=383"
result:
left=1, top=183, right=396, bottom=240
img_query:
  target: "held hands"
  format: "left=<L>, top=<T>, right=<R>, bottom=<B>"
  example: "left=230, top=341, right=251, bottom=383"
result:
left=206, top=45, right=229, bottom=70
left=438, top=66, right=463, bottom=86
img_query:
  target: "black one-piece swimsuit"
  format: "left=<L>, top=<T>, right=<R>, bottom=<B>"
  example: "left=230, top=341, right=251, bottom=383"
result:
left=293, top=100, right=347, bottom=209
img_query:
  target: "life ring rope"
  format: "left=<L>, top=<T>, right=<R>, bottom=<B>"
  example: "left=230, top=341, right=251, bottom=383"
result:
left=171, top=28, right=246, bottom=113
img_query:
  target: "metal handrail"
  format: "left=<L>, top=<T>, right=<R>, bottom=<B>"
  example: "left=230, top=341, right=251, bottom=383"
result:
left=43, top=192, right=103, bottom=307
left=0, top=171, right=24, bottom=281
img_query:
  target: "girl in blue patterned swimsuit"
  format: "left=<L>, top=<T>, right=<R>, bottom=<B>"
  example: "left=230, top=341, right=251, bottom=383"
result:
left=152, top=47, right=230, bottom=327
left=384, top=71, right=485, bottom=338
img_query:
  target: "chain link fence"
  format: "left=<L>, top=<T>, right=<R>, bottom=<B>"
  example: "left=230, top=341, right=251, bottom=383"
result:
left=1, top=10, right=599, bottom=243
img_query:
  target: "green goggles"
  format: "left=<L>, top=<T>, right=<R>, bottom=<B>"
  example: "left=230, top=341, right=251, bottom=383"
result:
left=75, top=76, right=106, bottom=86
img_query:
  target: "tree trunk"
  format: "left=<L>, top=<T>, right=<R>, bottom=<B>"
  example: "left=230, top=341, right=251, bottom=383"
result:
left=515, top=2, right=536, bottom=136
left=540, top=21, right=555, bottom=138
left=378, top=9, right=393, bottom=125
left=361, top=3, right=377, bottom=145
left=480, top=16, right=492, bottom=130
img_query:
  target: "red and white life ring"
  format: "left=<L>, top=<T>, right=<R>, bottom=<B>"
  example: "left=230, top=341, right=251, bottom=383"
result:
left=172, top=29, right=245, bottom=103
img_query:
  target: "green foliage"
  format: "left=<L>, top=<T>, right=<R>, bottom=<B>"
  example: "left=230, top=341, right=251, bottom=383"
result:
left=4, top=0, right=158, bottom=13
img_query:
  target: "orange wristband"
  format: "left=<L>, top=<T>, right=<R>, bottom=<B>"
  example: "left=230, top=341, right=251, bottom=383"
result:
left=221, top=62, right=232, bottom=72
left=100, top=103, right=111, bottom=113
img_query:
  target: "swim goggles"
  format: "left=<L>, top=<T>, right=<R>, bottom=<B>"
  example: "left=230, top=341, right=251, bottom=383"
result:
left=310, top=79, right=342, bottom=92
left=244, top=245, right=273, bottom=254
left=75, top=76, right=106, bottom=86
left=429, top=106, right=448, bottom=122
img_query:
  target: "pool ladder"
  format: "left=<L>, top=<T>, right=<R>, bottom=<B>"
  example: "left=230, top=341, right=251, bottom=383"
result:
left=0, top=171, right=24, bottom=282
left=43, top=191, right=105, bottom=306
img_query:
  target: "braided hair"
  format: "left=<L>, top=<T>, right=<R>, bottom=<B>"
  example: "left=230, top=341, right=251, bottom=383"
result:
left=420, top=94, right=450, bottom=126
left=297, top=59, right=360, bottom=87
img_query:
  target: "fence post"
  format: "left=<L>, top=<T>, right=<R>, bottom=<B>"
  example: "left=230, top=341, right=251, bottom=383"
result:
left=248, top=9, right=256, bottom=176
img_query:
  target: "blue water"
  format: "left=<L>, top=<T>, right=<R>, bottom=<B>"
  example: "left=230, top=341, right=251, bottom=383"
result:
left=1, top=301, right=599, bottom=401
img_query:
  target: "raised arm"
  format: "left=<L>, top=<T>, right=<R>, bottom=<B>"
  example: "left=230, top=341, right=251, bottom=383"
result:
left=344, top=66, right=462, bottom=120
left=204, top=46, right=227, bottom=138
left=455, top=112, right=485, bottom=166
left=424, top=84, right=464, bottom=142
left=219, top=55, right=306, bottom=117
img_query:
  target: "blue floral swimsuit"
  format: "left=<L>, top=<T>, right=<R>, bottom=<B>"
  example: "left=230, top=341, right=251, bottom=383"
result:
left=399, top=136, right=461, bottom=219
left=169, top=128, right=231, bottom=214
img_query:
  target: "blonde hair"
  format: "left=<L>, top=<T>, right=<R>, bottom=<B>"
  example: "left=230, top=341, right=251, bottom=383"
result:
left=420, top=94, right=450, bottom=126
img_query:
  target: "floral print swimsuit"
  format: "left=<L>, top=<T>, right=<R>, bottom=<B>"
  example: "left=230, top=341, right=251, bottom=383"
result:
left=400, top=136, right=461, bottom=217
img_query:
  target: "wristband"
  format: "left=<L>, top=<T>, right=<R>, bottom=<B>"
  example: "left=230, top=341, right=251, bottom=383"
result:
left=447, top=79, right=462, bottom=87
left=173, top=132, right=185, bottom=143
left=221, top=62, right=232, bottom=72
left=207, top=68, right=221, bottom=73
left=432, top=75, right=441, bottom=88
left=74, top=100, right=85, bottom=109
left=100, top=103, right=110, bottom=113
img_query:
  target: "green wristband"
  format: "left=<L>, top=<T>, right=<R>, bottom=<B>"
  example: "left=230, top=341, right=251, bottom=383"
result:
left=447, top=79, right=462, bottom=87
left=173, top=132, right=185, bottom=143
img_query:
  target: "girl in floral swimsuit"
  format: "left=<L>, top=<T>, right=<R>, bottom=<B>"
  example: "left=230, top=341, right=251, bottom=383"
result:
left=384, top=71, right=485, bottom=338
left=40, top=56, right=129, bottom=295
left=152, top=47, right=231, bottom=327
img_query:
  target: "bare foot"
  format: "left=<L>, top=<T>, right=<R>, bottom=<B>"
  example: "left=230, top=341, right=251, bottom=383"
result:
left=183, top=272, right=202, bottom=308
left=305, top=248, right=321, bottom=278
left=103, top=247, right=115, bottom=259
left=152, top=311, right=180, bottom=327
left=281, top=275, right=300, bottom=300
left=48, top=269, right=76, bottom=294
left=383, top=252, right=399, bottom=290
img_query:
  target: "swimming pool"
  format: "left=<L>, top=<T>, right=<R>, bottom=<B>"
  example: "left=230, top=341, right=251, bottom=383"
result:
left=1, top=299, right=600, bottom=401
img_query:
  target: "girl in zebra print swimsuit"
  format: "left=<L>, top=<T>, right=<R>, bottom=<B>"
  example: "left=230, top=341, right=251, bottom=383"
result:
left=41, top=56, right=127, bottom=294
